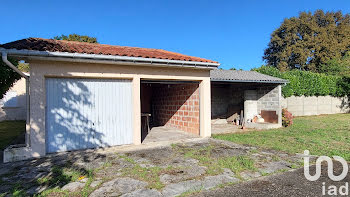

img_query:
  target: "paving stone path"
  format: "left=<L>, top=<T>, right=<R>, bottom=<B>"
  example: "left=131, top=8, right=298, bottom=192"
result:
left=0, top=138, right=307, bottom=196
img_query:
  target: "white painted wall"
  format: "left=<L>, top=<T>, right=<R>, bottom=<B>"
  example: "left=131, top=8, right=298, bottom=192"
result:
left=0, top=78, right=27, bottom=121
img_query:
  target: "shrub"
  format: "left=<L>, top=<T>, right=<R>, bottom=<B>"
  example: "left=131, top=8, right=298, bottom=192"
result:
left=282, top=108, right=293, bottom=127
left=253, top=65, right=348, bottom=97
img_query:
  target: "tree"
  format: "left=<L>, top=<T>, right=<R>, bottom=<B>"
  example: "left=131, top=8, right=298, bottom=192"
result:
left=54, top=33, right=98, bottom=43
left=264, top=10, right=350, bottom=72
left=0, top=58, right=21, bottom=99
left=320, top=52, right=350, bottom=76
left=18, top=61, right=29, bottom=73
left=229, top=67, right=243, bottom=71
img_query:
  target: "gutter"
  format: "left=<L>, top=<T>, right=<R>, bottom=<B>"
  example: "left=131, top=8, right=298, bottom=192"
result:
left=0, top=48, right=220, bottom=69
left=1, top=52, right=30, bottom=147
left=1, top=52, right=29, bottom=78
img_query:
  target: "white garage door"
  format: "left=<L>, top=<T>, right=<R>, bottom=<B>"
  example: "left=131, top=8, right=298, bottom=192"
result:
left=46, top=78, right=133, bottom=153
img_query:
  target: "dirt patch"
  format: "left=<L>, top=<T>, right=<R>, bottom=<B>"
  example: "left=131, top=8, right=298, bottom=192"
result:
left=125, top=147, right=176, bottom=165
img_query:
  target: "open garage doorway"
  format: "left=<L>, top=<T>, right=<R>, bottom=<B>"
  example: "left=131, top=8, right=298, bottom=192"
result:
left=140, top=80, right=200, bottom=143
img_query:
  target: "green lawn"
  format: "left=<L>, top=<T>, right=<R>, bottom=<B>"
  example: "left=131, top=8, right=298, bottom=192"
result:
left=0, top=120, right=25, bottom=150
left=214, top=114, right=350, bottom=161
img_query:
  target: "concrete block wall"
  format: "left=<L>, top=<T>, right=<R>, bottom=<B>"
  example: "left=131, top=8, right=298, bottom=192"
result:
left=153, top=84, right=200, bottom=135
left=256, top=85, right=282, bottom=126
left=257, top=86, right=280, bottom=113
left=282, top=95, right=349, bottom=116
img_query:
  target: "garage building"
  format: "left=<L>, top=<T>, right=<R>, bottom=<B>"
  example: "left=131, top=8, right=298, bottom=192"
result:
left=1, top=38, right=217, bottom=162
left=210, top=69, right=288, bottom=132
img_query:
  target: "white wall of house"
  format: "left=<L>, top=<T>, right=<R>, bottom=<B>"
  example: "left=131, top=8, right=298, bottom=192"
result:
left=0, top=78, right=27, bottom=121
left=282, top=95, right=349, bottom=116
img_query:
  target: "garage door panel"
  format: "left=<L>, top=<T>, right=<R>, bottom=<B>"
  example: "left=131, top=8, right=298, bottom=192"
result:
left=46, top=78, right=133, bottom=153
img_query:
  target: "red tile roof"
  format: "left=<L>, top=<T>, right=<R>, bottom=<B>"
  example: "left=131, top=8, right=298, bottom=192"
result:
left=0, top=38, right=217, bottom=63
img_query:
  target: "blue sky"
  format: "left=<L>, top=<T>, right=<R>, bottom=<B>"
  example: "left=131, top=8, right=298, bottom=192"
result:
left=1, top=0, right=350, bottom=70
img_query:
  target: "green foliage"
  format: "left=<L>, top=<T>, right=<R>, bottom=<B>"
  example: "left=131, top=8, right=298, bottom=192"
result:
left=264, top=10, right=350, bottom=72
left=282, top=109, right=293, bottom=127
left=320, top=52, right=350, bottom=76
left=253, top=65, right=348, bottom=97
left=0, top=58, right=21, bottom=99
left=53, top=33, right=98, bottom=43
left=337, top=76, right=350, bottom=97
left=17, top=62, right=29, bottom=73
left=229, top=67, right=243, bottom=71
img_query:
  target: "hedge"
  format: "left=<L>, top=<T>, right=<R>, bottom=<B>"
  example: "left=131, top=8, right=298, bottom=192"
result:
left=253, top=66, right=349, bottom=98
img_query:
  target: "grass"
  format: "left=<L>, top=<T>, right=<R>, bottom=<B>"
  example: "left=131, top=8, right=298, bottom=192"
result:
left=0, top=120, right=25, bottom=150
left=173, top=144, right=256, bottom=177
left=11, top=182, right=26, bottom=197
left=177, top=186, right=204, bottom=197
left=123, top=165, right=166, bottom=189
left=33, top=165, right=95, bottom=197
left=214, top=114, right=350, bottom=161
left=0, top=163, right=93, bottom=197
left=120, top=155, right=178, bottom=190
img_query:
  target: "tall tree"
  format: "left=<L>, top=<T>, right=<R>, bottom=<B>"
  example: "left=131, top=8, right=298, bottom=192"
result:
left=54, top=33, right=98, bottom=43
left=263, top=10, right=350, bottom=72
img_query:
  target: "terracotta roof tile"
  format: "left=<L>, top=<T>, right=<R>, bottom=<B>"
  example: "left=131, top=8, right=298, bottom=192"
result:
left=0, top=38, right=218, bottom=63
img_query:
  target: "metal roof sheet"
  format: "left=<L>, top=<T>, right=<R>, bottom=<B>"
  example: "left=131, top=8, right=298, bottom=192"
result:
left=210, top=69, right=288, bottom=83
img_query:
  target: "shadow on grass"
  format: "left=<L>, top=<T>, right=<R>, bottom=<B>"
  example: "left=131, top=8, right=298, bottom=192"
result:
left=0, top=149, right=108, bottom=196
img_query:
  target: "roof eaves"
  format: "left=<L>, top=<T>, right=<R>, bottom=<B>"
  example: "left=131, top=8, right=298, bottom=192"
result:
left=0, top=48, right=220, bottom=69
left=0, top=37, right=219, bottom=64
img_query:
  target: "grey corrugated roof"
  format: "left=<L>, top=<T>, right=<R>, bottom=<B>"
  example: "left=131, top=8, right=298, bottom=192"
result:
left=210, top=69, right=288, bottom=83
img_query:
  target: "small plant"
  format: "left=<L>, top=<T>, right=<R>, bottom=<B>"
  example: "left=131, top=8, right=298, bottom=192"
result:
left=282, top=108, right=293, bottom=127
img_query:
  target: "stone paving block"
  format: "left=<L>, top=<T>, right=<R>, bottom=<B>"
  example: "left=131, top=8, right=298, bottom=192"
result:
left=121, top=189, right=162, bottom=197
left=89, top=177, right=148, bottom=197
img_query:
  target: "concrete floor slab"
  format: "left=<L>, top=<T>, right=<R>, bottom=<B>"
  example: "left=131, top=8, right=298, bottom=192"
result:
left=211, top=123, right=243, bottom=134
left=212, top=122, right=282, bottom=135
left=142, top=126, right=199, bottom=144
left=245, top=122, right=281, bottom=130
